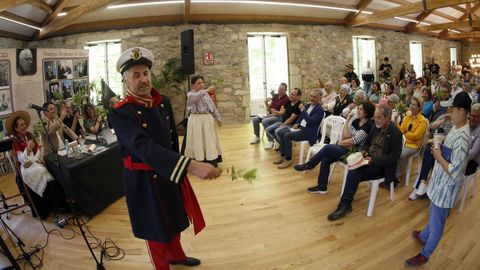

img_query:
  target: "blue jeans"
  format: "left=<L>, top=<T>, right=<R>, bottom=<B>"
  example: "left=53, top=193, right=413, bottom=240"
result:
left=279, top=128, right=308, bottom=161
left=251, top=115, right=281, bottom=137
left=340, top=165, right=385, bottom=205
left=419, top=203, right=450, bottom=258
left=306, top=144, right=348, bottom=190
left=265, top=122, right=282, bottom=142
left=363, top=81, right=373, bottom=96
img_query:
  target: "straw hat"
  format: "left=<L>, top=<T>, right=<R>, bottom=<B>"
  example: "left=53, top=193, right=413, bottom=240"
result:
left=5, top=110, right=31, bottom=135
left=347, top=152, right=369, bottom=170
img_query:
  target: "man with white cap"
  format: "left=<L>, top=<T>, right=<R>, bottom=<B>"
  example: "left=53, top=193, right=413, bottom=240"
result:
left=109, top=47, right=220, bottom=269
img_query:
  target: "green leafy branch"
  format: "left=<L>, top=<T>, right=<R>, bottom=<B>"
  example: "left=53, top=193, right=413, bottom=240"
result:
left=220, top=166, right=258, bottom=183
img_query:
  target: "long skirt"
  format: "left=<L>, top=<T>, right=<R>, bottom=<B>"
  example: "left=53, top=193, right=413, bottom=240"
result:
left=185, top=114, right=223, bottom=162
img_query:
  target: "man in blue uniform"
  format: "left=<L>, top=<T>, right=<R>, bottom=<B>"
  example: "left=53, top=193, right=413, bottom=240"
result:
left=109, top=47, right=220, bottom=270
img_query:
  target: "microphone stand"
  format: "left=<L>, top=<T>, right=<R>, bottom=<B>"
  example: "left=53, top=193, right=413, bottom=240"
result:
left=34, top=109, right=105, bottom=270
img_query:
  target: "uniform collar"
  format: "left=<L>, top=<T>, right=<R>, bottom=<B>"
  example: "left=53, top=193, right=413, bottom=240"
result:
left=122, top=88, right=163, bottom=108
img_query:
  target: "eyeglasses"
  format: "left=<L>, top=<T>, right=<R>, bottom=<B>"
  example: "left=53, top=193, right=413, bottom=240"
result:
left=410, top=103, right=419, bottom=108
left=470, top=114, right=480, bottom=119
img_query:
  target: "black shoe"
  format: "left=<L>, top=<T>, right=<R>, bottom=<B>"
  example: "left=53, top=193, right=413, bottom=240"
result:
left=307, top=186, right=328, bottom=195
left=327, top=204, right=352, bottom=221
left=294, top=163, right=313, bottom=171
left=169, top=257, right=201, bottom=266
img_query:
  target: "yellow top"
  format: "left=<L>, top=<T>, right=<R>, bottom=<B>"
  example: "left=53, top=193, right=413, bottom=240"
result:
left=399, top=114, right=428, bottom=149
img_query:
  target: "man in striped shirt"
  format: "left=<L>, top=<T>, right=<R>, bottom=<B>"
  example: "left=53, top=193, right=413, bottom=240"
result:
left=405, top=92, right=472, bottom=267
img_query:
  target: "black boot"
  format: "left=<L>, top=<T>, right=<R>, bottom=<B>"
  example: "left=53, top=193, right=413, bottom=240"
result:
left=327, top=203, right=353, bottom=221
left=169, top=257, right=201, bottom=266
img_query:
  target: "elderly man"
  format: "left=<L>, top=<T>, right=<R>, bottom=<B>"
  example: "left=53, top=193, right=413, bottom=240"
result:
left=344, top=64, right=358, bottom=83
left=108, top=47, right=220, bottom=270
left=17, top=48, right=36, bottom=76
left=41, top=101, right=78, bottom=154
left=251, top=83, right=290, bottom=147
left=327, top=104, right=402, bottom=221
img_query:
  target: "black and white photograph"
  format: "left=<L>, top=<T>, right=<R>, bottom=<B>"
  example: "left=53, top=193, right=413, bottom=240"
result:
left=0, top=89, right=12, bottom=116
left=44, top=60, right=58, bottom=81
left=16, top=48, right=36, bottom=76
left=44, top=83, right=51, bottom=102
left=61, top=80, right=73, bottom=99
left=0, top=61, right=9, bottom=89
left=57, top=59, right=73, bottom=79
left=73, top=59, right=88, bottom=78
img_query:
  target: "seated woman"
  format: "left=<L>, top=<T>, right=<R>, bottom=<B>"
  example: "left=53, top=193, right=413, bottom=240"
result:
left=7, top=111, right=68, bottom=219
left=294, top=101, right=375, bottom=194
left=332, top=84, right=352, bottom=116
left=83, top=103, right=103, bottom=135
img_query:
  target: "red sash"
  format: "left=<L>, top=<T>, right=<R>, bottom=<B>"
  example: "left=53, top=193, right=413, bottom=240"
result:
left=123, top=157, right=205, bottom=235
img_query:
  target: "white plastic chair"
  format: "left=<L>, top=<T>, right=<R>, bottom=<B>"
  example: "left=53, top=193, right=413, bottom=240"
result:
left=302, top=115, right=345, bottom=164
left=405, top=119, right=430, bottom=186
left=458, top=169, right=479, bottom=213
left=297, top=112, right=327, bottom=164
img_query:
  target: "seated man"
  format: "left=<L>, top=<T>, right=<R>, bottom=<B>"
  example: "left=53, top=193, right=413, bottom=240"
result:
left=251, top=83, right=290, bottom=146
left=59, top=101, right=84, bottom=137
left=41, top=102, right=78, bottom=154
left=266, top=88, right=302, bottom=149
left=327, top=104, right=402, bottom=221
left=274, top=89, right=324, bottom=169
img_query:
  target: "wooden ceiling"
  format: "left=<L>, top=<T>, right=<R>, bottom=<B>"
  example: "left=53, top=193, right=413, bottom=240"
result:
left=0, top=0, right=480, bottom=42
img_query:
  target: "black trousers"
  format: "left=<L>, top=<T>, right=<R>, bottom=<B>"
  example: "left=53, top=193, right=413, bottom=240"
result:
left=340, top=165, right=385, bottom=205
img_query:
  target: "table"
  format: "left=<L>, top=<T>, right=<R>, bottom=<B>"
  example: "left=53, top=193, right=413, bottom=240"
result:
left=44, top=143, right=124, bottom=217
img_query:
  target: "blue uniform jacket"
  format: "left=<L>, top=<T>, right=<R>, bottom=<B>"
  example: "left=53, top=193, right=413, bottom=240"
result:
left=109, top=89, right=192, bottom=243
left=294, top=103, right=325, bottom=146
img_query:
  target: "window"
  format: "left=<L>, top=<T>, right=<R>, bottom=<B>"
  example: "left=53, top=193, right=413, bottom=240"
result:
left=450, top=47, right=458, bottom=66
left=83, top=41, right=122, bottom=101
left=352, top=37, right=376, bottom=87
left=409, top=42, right=423, bottom=78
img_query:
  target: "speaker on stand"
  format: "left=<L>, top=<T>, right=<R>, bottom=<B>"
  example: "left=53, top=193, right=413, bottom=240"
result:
left=179, top=29, right=195, bottom=154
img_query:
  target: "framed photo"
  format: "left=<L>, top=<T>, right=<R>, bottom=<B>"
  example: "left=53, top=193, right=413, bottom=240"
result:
left=57, top=59, right=73, bottom=79
left=73, top=59, right=88, bottom=78
left=0, top=89, right=13, bottom=116
left=73, top=79, right=89, bottom=95
left=43, top=60, right=58, bottom=81
left=61, top=80, right=73, bottom=99
left=0, top=61, right=10, bottom=90
left=16, top=48, right=37, bottom=76
left=48, top=82, right=61, bottom=102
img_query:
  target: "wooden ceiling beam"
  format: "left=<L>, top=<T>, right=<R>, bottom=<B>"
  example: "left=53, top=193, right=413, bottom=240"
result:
left=446, top=31, right=480, bottom=38
left=0, top=11, right=42, bottom=29
left=0, top=29, right=32, bottom=41
left=0, top=0, right=29, bottom=13
left=384, top=0, right=460, bottom=22
left=183, top=0, right=190, bottom=24
left=344, top=0, right=373, bottom=27
left=29, top=0, right=53, bottom=14
left=415, top=19, right=480, bottom=31
left=39, top=0, right=118, bottom=38
left=459, top=2, right=480, bottom=21
left=405, top=10, right=433, bottom=33
left=41, top=0, right=70, bottom=27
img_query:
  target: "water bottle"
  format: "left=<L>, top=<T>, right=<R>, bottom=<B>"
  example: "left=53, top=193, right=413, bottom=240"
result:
left=79, top=135, right=85, bottom=149
left=65, top=139, right=70, bottom=157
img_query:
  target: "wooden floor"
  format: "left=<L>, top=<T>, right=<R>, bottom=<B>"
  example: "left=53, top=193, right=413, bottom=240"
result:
left=1, top=124, right=479, bottom=270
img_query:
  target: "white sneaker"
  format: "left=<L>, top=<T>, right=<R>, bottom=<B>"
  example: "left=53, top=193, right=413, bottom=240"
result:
left=250, top=136, right=260, bottom=144
left=416, top=181, right=427, bottom=196
left=264, top=141, right=274, bottom=149
left=408, top=189, right=418, bottom=201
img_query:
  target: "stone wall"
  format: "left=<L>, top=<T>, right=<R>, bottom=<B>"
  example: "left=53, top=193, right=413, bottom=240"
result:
left=462, top=43, right=480, bottom=66
left=0, top=37, right=25, bottom=48
left=3, top=24, right=461, bottom=124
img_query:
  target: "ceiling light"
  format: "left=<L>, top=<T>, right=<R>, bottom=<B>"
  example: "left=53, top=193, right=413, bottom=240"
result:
left=108, top=1, right=183, bottom=9
left=191, top=0, right=360, bottom=13
left=57, top=12, right=67, bottom=16
left=0, top=16, right=41, bottom=30
left=361, top=11, right=373, bottom=14
left=394, top=16, right=418, bottom=23
left=448, top=29, right=461, bottom=34
left=419, top=21, right=431, bottom=26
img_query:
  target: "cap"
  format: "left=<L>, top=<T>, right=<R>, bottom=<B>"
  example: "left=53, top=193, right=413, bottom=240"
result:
left=116, top=47, right=154, bottom=74
left=440, top=88, right=462, bottom=108
left=450, top=91, right=472, bottom=111
left=345, top=64, right=354, bottom=69
left=386, top=94, right=399, bottom=103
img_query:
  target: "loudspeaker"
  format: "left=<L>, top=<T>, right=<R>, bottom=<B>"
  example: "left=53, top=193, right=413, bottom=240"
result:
left=181, top=29, right=195, bottom=75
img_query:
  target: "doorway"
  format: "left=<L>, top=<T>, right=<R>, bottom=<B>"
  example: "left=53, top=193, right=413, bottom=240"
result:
left=247, top=34, right=289, bottom=116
